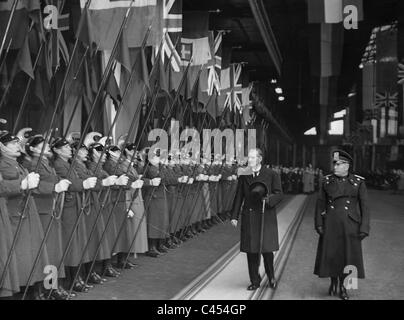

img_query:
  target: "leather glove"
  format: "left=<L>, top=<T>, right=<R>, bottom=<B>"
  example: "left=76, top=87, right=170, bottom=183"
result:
left=115, top=175, right=129, bottom=186
left=102, top=175, right=117, bottom=187
left=316, top=226, right=324, bottom=236
left=54, top=179, right=72, bottom=193
left=21, top=177, right=28, bottom=190
left=187, top=177, right=194, bottom=184
left=150, top=177, right=161, bottom=187
left=131, top=179, right=144, bottom=189
left=83, top=177, right=97, bottom=190
left=26, top=172, right=40, bottom=190
left=127, top=210, right=135, bottom=219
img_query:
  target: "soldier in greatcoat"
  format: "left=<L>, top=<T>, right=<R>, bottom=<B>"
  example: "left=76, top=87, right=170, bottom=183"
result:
left=314, top=150, right=370, bottom=300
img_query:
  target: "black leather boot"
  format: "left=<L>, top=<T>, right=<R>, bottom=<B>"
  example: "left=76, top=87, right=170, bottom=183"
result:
left=328, top=277, right=338, bottom=296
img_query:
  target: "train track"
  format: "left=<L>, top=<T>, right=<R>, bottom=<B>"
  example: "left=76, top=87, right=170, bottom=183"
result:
left=171, top=195, right=308, bottom=300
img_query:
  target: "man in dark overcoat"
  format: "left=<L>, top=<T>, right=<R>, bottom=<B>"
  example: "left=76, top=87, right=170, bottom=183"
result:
left=231, top=148, right=283, bottom=291
left=314, top=150, right=370, bottom=300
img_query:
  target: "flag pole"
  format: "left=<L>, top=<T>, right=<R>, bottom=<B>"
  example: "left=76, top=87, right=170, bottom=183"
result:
left=0, top=0, right=95, bottom=289
left=117, top=58, right=195, bottom=272
left=42, top=0, right=143, bottom=299
left=0, top=0, right=19, bottom=58
left=64, top=27, right=159, bottom=297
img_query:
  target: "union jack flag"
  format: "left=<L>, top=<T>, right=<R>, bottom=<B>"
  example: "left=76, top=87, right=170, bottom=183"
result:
left=223, top=63, right=243, bottom=113
left=159, top=0, right=182, bottom=72
left=206, top=31, right=222, bottom=96
left=374, top=92, right=398, bottom=109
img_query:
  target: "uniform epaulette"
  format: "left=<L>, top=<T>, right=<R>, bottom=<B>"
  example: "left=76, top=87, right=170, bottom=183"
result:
left=354, top=174, right=365, bottom=180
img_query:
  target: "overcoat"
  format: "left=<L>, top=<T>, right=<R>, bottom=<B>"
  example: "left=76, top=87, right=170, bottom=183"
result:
left=120, top=159, right=149, bottom=254
left=231, top=166, right=283, bottom=253
left=161, top=164, right=181, bottom=234
left=103, top=158, right=133, bottom=254
left=0, top=176, right=22, bottom=297
left=87, top=161, right=116, bottom=257
left=25, top=157, right=66, bottom=278
left=53, top=157, right=89, bottom=266
left=0, top=156, right=52, bottom=284
left=143, top=164, right=170, bottom=239
left=314, top=173, right=370, bottom=278
left=72, top=160, right=111, bottom=261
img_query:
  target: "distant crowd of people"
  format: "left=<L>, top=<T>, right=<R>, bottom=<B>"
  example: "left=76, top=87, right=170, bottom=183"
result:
left=271, top=164, right=323, bottom=195
left=271, top=165, right=404, bottom=195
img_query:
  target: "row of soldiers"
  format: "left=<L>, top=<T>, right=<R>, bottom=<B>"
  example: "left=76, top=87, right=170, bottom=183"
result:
left=0, top=127, right=239, bottom=300
left=271, top=165, right=324, bottom=195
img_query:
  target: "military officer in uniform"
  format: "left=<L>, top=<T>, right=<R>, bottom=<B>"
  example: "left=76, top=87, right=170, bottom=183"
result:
left=314, top=150, right=370, bottom=300
left=231, top=148, right=283, bottom=291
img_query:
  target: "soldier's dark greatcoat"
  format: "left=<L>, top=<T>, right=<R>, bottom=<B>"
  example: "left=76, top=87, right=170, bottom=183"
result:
left=314, top=173, right=370, bottom=278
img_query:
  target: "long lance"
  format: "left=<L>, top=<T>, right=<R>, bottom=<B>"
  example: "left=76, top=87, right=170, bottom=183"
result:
left=12, top=42, right=45, bottom=133
left=163, top=70, right=208, bottom=237
left=117, top=60, right=197, bottom=272
left=0, top=37, right=12, bottom=74
left=195, top=102, right=239, bottom=225
left=0, top=21, right=35, bottom=112
left=177, top=100, right=231, bottom=238
left=122, top=67, right=202, bottom=247
left=169, top=95, right=215, bottom=237
left=74, top=82, right=158, bottom=293
left=0, top=0, right=95, bottom=288
left=42, top=0, right=140, bottom=299
left=82, top=43, right=189, bottom=282
left=20, top=91, right=86, bottom=300
left=65, top=29, right=158, bottom=296
left=93, top=57, right=193, bottom=278
left=181, top=119, right=228, bottom=236
left=0, top=0, right=19, bottom=58
left=102, top=39, right=181, bottom=263
left=23, top=23, right=127, bottom=300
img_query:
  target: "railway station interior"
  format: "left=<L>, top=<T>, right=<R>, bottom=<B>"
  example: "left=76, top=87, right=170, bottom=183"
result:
left=0, top=0, right=403, bottom=301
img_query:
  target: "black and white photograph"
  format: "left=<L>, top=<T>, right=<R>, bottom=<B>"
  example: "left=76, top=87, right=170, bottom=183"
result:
left=0, top=0, right=403, bottom=307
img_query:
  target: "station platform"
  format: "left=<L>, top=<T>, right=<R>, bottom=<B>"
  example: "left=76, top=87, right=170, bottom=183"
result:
left=78, top=190, right=404, bottom=300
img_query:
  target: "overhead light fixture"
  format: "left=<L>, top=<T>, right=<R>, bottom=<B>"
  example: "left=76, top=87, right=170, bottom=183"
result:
left=275, top=87, right=283, bottom=94
left=278, top=96, right=285, bottom=101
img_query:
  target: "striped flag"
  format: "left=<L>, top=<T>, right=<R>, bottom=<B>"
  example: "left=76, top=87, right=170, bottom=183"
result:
left=79, top=0, right=158, bottom=50
left=156, top=0, right=182, bottom=73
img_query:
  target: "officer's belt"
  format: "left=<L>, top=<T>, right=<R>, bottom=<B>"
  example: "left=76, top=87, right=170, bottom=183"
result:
left=330, top=195, right=357, bottom=201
